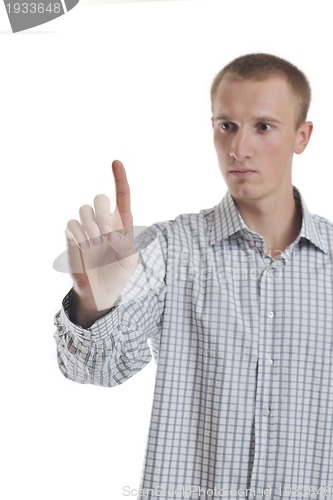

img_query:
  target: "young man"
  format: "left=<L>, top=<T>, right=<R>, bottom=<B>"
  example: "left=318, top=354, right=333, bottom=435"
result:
left=54, top=54, right=333, bottom=499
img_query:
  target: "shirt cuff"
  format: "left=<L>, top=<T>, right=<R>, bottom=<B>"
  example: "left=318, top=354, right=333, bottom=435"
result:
left=59, top=288, right=122, bottom=341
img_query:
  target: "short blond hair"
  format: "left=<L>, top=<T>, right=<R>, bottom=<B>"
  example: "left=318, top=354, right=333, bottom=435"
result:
left=211, top=53, right=311, bottom=128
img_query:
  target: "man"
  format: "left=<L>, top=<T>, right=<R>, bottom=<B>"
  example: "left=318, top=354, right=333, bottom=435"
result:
left=54, top=54, right=333, bottom=499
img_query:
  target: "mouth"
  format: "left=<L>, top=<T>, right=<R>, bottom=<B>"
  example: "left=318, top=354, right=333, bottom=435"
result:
left=229, top=169, right=256, bottom=178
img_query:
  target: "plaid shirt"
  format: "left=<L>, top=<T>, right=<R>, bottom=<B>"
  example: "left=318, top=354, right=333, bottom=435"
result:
left=54, top=186, right=333, bottom=499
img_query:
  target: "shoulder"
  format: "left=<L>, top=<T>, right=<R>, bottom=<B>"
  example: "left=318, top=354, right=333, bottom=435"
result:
left=312, top=212, right=333, bottom=229
left=135, top=203, right=218, bottom=255
left=311, top=212, right=333, bottom=254
left=150, top=203, right=217, bottom=238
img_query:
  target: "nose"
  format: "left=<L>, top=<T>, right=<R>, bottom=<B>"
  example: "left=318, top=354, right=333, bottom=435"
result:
left=230, top=129, right=254, bottom=161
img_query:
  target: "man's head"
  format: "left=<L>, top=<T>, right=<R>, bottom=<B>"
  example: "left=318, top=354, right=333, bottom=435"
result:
left=211, top=53, right=311, bottom=129
left=210, top=53, right=313, bottom=204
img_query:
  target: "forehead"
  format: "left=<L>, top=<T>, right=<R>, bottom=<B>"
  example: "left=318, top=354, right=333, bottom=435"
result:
left=213, top=75, right=297, bottom=121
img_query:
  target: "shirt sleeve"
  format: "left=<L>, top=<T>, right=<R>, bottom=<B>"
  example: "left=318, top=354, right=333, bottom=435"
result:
left=53, top=223, right=168, bottom=388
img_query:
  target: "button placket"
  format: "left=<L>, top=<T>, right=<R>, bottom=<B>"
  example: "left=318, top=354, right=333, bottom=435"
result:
left=251, top=264, right=277, bottom=488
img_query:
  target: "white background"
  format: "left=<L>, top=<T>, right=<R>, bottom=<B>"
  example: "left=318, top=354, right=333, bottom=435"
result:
left=1, top=1, right=332, bottom=499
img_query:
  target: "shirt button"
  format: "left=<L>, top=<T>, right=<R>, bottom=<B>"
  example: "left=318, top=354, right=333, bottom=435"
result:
left=265, top=358, right=274, bottom=366
left=263, top=407, right=270, bottom=416
left=267, top=311, right=275, bottom=318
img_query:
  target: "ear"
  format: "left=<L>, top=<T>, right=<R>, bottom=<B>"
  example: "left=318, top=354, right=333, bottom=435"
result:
left=211, top=117, right=215, bottom=129
left=294, top=121, right=313, bottom=154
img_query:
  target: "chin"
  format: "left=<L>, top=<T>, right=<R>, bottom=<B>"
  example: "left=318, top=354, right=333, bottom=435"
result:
left=228, top=185, right=261, bottom=201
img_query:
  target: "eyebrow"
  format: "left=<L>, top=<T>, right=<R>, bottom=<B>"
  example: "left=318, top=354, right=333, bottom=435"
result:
left=213, top=114, right=281, bottom=124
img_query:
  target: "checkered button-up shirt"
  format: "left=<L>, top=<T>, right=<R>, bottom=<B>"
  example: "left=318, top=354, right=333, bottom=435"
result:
left=54, top=186, right=333, bottom=499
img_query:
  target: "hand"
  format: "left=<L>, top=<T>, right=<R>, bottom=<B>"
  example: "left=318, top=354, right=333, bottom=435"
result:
left=65, top=160, right=139, bottom=312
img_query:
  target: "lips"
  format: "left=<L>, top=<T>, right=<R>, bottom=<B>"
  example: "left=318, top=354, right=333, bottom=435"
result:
left=230, top=169, right=256, bottom=177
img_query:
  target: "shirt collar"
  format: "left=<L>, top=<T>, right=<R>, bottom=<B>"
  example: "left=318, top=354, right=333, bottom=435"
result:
left=206, top=186, right=328, bottom=254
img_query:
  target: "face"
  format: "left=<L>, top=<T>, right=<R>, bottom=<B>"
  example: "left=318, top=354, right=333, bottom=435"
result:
left=211, top=75, right=313, bottom=203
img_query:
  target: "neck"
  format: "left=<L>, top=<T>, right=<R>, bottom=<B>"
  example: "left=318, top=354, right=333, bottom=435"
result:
left=233, top=187, right=302, bottom=259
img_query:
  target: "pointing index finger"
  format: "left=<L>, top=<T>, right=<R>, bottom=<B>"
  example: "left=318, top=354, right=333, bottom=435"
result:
left=112, top=160, right=133, bottom=229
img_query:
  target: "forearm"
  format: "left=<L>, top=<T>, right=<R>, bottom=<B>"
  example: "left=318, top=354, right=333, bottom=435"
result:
left=54, top=224, right=167, bottom=387
left=55, top=329, right=152, bottom=387
left=53, top=290, right=154, bottom=387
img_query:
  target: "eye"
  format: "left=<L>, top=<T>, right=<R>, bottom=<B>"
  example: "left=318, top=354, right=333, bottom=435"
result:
left=257, top=122, right=272, bottom=132
left=219, top=122, right=236, bottom=132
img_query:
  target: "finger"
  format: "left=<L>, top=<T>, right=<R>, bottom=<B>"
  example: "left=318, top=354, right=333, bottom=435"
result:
left=93, top=194, right=113, bottom=235
left=66, top=219, right=90, bottom=250
left=79, top=204, right=103, bottom=246
left=112, top=160, right=133, bottom=230
left=64, top=233, right=85, bottom=274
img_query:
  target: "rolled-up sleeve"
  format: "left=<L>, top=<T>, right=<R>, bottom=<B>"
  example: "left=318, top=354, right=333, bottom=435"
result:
left=53, top=223, right=168, bottom=387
